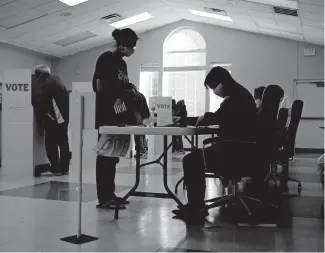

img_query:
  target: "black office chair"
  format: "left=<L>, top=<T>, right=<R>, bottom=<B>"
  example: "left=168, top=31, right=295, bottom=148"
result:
left=274, top=100, right=304, bottom=193
left=264, top=108, right=289, bottom=185
left=200, top=85, right=284, bottom=217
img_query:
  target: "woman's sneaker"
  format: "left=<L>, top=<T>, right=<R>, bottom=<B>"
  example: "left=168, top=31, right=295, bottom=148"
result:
left=96, top=200, right=126, bottom=210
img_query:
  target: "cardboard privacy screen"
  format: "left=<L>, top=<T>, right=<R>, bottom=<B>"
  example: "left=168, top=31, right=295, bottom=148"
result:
left=93, top=134, right=130, bottom=157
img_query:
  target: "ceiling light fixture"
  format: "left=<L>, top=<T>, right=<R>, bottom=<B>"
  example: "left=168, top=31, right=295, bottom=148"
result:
left=58, top=0, right=88, bottom=6
left=244, top=0, right=298, bottom=10
left=110, top=12, right=153, bottom=28
left=189, top=9, right=233, bottom=22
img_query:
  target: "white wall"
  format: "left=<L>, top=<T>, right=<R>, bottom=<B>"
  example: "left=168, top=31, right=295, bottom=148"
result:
left=0, top=42, right=52, bottom=80
left=52, top=20, right=324, bottom=149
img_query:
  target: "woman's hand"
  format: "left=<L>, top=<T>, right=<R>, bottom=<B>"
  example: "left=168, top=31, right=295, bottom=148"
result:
left=134, top=112, right=143, bottom=125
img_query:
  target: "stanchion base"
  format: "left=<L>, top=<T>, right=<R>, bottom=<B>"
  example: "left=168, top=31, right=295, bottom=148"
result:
left=61, top=234, right=98, bottom=244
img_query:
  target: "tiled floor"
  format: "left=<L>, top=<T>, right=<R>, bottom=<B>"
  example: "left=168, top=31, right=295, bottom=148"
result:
left=0, top=153, right=323, bottom=252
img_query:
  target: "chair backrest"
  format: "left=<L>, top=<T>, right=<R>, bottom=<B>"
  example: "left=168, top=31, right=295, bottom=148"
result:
left=284, top=100, right=304, bottom=158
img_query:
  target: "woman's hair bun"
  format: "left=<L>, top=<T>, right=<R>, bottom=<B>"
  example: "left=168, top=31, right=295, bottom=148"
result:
left=112, top=29, right=121, bottom=40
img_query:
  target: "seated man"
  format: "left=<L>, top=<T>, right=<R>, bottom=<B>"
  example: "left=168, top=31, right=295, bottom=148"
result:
left=172, top=67, right=257, bottom=222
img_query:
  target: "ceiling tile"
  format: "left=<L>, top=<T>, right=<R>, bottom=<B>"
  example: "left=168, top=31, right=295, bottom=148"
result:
left=0, top=9, right=47, bottom=29
left=4, top=15, right=60, bottom=37
left=298, top=0, right=324, bottom=6
left=300, top=11, right=324, bottom=22
left=86, top=0, right=152, bottom=19
left=0, top=0, right=15, bottom=6
left=71, top=0, right=119, bottom=13
left=274, top=13, right=301, bottom=25
left=302, top=18, right=324, bottom=28
left=202, top=0, right=248, bottom=14
left=298, top=3, right=324, bottom=15
left=35, top=0, right=69, bottom=14
left=243, top=1, right=274, bottom=12
left=17, top=0, right=53, bottom=9
left=76, top=20, right=105, bottom=31
left=0, top=0, right=31, bottom=19
left=228, top=12, right=252, bottom=21
left=254, top=17, right=277, bottom=27
left=90, top=25, right=115, bottom=36
left=26, top=38, right=49, bottom=47
left=248, top=9, right=274, bottom=19
left=44, top=26, right=85, bottom=43
left=278, top=23, right=303, bottom=33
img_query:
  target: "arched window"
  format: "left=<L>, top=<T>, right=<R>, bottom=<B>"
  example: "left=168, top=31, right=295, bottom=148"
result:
left=163, top=28, right=207, bottom=116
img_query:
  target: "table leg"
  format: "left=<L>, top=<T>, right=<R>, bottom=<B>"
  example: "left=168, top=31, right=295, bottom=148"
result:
left=163, top=135, right=184, bottom=207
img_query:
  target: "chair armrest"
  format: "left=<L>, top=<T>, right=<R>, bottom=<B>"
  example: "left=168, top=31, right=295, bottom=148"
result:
left=203, top=136, right=256, bottom=146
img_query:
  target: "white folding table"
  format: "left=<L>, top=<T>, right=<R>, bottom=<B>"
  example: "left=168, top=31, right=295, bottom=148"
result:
left=99, top=126, right=219, bottom=219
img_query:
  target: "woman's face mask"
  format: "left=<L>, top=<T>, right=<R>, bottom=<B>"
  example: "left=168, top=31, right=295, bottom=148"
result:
left=120, top=45, right=136, bottom=57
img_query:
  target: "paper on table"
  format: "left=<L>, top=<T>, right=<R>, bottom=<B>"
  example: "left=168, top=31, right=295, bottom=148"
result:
left=93, top=134, right=130, bottom=157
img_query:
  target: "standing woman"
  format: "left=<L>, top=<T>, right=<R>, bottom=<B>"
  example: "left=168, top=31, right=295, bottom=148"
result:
left=93, top=28, right=139, bottom=209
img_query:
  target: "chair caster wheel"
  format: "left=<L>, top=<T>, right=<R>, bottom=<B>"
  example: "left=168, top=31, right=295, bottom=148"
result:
left=298, top=183, right=302, bottom=193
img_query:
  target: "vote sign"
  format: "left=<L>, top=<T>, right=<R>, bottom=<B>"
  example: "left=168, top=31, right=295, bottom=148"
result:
left=149, top=96, right=172, bottom=126
left=3, top=69, right=33, bottom=123
left=5, top=83, right=29, bottom=92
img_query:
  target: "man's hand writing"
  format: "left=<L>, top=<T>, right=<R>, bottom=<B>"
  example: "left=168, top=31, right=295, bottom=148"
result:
left=195, top=116, right=205, bottom=127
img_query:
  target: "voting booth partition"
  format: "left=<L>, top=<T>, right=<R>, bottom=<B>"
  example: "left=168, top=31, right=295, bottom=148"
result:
left=1, top=69, right=48, bottom=177
left=148, top=96, right=173, bottom=156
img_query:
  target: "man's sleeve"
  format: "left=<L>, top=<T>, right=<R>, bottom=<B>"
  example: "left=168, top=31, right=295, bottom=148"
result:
left=92, top=53, right=119, bottom=93
left=39, top=80, right=52, bottom=119
left=201, top=97, right=232, bottom=126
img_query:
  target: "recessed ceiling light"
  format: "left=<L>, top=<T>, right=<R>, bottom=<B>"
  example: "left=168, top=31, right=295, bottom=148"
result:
left=244, top=0, right=298, bottom=10
left=189, top=9, right=233, bottom=22
left=58, top=0, right=88, bottom=6
left=110, top=12, right=153, bottom=29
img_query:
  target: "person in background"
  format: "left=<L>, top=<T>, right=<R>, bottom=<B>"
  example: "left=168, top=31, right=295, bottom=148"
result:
left=131, top=83, right=150, bottom=159
left=172, top=100, right=187, bottom=154
left=172, top=67, right=256, bottom=223
left=34, top=65, right=70, bottom=176
left=254, top=86, right=265, bottom=109
left=93, top=28, right=139, bottom=209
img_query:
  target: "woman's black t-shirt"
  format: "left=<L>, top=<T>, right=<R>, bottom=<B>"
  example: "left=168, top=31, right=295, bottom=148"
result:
left=93, top=51, right=133, bottom=128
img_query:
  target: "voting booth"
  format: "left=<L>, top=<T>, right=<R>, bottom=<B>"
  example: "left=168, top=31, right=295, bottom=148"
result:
left=148, top=96, right=173, bottom=155
left=1, top=69, right=48, bottom=177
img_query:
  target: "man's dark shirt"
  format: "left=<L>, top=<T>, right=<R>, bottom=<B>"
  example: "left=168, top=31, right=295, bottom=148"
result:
left=35, top=74, right=69, bottom=127
left=201, top=84, right=256, bottom=141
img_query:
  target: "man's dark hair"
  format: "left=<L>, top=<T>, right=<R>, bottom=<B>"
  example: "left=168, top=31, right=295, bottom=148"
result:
left=254, top=86, right=266, bottom=100
left=204, top=66, right=232, bottom=89
left=112, top=28, right=139, bottom=48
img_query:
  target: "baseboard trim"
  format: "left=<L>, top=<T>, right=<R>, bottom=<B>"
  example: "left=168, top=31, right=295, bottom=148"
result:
left=295, top=148, right=324, bottom=154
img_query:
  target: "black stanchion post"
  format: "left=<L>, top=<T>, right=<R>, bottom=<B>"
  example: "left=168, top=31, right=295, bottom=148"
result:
left=61, top=95, right=98, bottom=244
